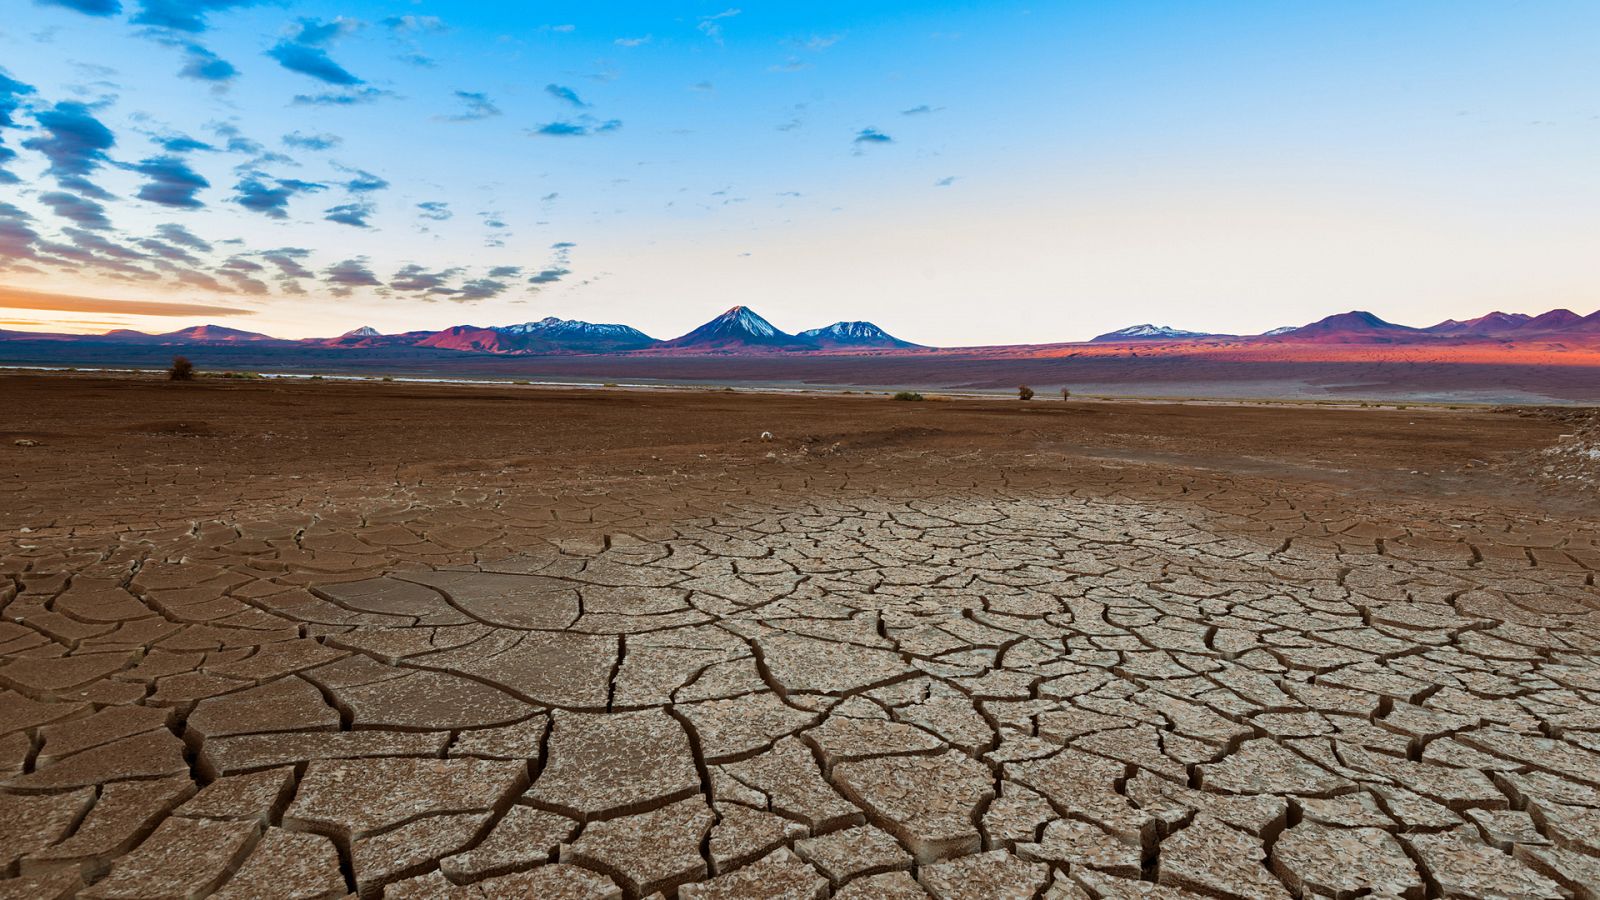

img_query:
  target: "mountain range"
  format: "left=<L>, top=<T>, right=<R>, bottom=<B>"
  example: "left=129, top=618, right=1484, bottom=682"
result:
left=3, top=304, right=1599, bottom=358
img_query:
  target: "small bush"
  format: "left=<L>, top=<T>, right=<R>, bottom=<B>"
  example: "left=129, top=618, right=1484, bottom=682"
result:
left=216, top=371, right=261, bottom=380
left=168, top=356, right=194, bottom=381
left=1060, top=387, right=1071, bottom=401
left=1018, top=385, right=1034, bottom=401
left=893, top=391, right=924, bottom=401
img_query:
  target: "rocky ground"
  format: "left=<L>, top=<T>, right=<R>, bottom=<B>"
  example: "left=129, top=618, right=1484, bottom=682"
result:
left=2, top=375, right=1599, bottom=899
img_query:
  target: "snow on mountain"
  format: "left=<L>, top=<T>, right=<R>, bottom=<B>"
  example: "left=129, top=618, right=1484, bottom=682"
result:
left=343, top=325, right=382, bottom=338
left=1260, top=326, right=1299, bottom=336
left=496, top=317, right=653, bottom=341
left=797, top=321, right=919, bottom=348
left=1090, top=324, right=1212, bottom=342
left=658, top=306, right=812, bottom=350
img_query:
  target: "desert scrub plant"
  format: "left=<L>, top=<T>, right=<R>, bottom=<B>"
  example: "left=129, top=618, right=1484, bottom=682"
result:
left=1018, top=385, right=1034, bottom=401
left=893, top=391, right=924, bottom=401
left=1060, top=387, right=1071, bottom=400
left=168, top=356, right=194, bottom=381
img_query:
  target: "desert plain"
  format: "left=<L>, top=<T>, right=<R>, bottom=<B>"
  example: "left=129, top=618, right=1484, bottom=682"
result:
left=3, top=373, right=1600, bottom=899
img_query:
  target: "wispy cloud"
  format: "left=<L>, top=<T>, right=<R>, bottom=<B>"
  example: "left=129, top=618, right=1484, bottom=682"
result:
left=532, top=118, right=621, bottom=137
left=614, top=35, right=651, bottom=47
left=901, top=104, right=942, bottom=116
left=935, top=175, right=957, bottom=187
left=282, top=130, right=340, bottom=150
left=853, top=127, right=893, bottom=144
left=416, top=200, right=451, bottom=221
left=437, top=89, right=500, bottom=122
left=698, top=8, right=740, bottom=43
left=39, top=191, right=113, bottom=229
left=545, top=83, right=589, bottom=108
left=323, top=201, right=373, bottom=228
left=291, top=87, right=393, bottom=106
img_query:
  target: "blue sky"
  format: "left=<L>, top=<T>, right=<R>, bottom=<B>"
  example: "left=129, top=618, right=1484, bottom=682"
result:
left=1, top=1, right=1597, bottom=342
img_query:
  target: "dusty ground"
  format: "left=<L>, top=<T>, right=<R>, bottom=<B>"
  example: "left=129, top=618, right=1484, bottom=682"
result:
left=2, top=374, right=1599, bottom=899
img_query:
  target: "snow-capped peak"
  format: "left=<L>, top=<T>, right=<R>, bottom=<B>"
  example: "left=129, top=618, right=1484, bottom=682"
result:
left=343, top=325, right=382, bottom=337
left=495, top=317, right=646, bottom=338
left=716, top=306, right=779, bottom=337
left=800, top=321, right=889, bottom=340
left=1091, top=324, right=1209, bottom=342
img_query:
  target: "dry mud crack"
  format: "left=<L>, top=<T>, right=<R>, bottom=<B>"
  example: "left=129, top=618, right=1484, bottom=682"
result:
left=4, top=384, right=1600, bottom=898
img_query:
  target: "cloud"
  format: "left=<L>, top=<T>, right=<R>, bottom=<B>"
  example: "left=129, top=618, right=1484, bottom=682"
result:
left=261, top=247, right=312, bottom=279
left=291, top=87, right=393, bottom=106
left=136, top=236, right=202, bottom=265
left=340, top=169, right=388, bottom=193
left=63, top=227, right=144, bottom=259
left=268, top=42, right=362, bottom=85
left=528, top=267, right=569, bottom=284
left=437, top=89, right=499, bottom=122
left=324, top=257, right=380, bottom=294
left=803, top=33, right=843, bottom=51
left=175, top=42, right=236, bottom=83
left=416, top=201, right=451, bottom=221
left=156, top=133, right=213, bottom=152
left=853, top=127, right=893, bottom=144
left=0, top=285, right=253, bottom=316
left=323, top=201, right=373, bottom=227
left=39, top=0, right=122, bottom=16
left=156, top=222, right=211, bottom=251
left=487, top=265, right=521, bottom=278
left=454, top=279, right=506, bottom=300
left=545, top=84, right=589, bottom=108
left=389, top=263, right=461, bottom=293
left=22, top=101, right=117, bottom=198
left=282, top=130, right=340, bottom=150
left=934, top=175, right=957, bottom=187
left=381, top=15, right=445, bottom=33
left=691, top=81, right=714, bottom=92
left=901, top=104, right=942, bottom=116
left=131, top=155, right=210, bottom=208
left=0, top=201, right=42, bottom=260
left=698, top=8, right=740, bottom=42
left=768, top=58, right=810, bottom=73
left=39, top=191, right=113, bottom=229
left=132, top=0, right=265, bottom=33
left=615, top=35, right=651, bottom=47
left=232, top=173, right=324, bottom=218
left=532, top=119, right=621, bottom=137
left=0, top=70, right=36, bottom=184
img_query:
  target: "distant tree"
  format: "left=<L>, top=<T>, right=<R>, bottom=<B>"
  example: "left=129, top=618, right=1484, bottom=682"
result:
left=1060, top=387, right=1071, bottom=400
left=168, top=356, right=194, bottom=381
left=1018, top=385, right=1034, bottom=401
left=892, top=391, right=924, bottom=401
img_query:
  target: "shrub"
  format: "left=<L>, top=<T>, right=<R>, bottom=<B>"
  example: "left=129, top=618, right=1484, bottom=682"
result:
left=893, top=391, right=924, bottom=401
left=168, top=356, right=194, bottom=381
left=1060, top=387, right=1071, bottom=400
left=1018, top=385, right=1034, bottom=401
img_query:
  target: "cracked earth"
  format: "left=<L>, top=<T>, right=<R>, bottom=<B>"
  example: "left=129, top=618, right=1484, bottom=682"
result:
left=3, top=375, right=1600, bottom=899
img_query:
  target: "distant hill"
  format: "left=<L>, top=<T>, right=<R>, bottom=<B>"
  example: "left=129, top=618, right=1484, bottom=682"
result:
left=797, top=321, right=919, bottom=349
left=1091, top=324, right=1214, bottom=343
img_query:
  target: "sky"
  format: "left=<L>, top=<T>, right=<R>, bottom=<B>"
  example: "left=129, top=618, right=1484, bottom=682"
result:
left=1, top=1, right=1597, bottom=344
